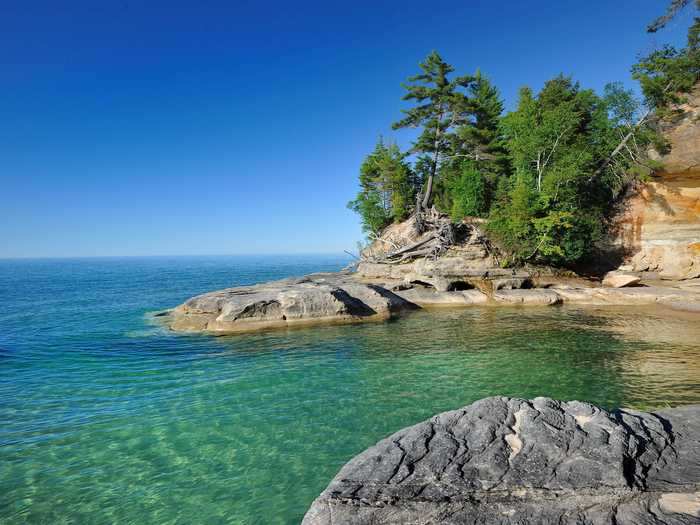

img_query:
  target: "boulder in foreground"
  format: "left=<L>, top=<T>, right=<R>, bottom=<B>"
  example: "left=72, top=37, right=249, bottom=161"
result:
left=303, top=397, right=700, bottom=525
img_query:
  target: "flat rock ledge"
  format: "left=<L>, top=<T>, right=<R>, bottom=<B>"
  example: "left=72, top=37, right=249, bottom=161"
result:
left=162, top=272, right=418, bottom=334
left=303, top=397, right=700, bottom=525
left=161, top=270, right=700, bottom=334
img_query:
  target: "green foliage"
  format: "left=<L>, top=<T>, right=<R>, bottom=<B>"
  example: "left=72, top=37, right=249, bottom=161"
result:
left=449, top=164, right=487, bottom=220
left=393, top=51, right=474, bottom=207
left=455, top=72, right=507, bottom=167
left=347, top=139, right=416, bottom=233
left=347, top=191, right=390, bottom=235
left=353, top=18, right=699, bottom=267
left=531, top=212, right=598, bottom=265
left=633, top=14, right=700, bottom=112
left=602, top=82, right=639, bottom=126
left=487, top=76, right=629, bottom=265
left=453, top=71, right=509, bottom=206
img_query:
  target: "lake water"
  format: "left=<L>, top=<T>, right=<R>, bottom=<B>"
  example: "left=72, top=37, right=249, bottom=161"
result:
left=1, top=256, right=699, bottom=524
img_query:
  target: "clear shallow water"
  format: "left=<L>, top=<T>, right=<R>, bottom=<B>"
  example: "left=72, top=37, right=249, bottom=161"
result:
left=1, top=256, right=699, bottom=524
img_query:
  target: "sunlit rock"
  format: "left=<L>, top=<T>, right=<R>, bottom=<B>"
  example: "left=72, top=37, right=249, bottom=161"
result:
left=602, top=271, right=642, bottom=288
left=303, top=397, right=700, bottom=525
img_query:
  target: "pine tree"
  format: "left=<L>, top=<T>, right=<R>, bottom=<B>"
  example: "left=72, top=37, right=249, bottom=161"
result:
left=448, top=71, right=508, bottom=215
left=647, top=0, right=699, bottom=33
left=392, top=52, right=473, bottom=210
left=633, top=16, right=700, bottom=112
left=347, top=139, right=415, bottom=233
left=456, top=71, right=507, bottom=171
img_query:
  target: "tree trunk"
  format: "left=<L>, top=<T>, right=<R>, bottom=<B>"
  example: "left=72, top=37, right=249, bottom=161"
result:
left=589, top=108, right=651, bottom=182
left=421, top=151, right=438, bottom=208
left=422, top=109, right=444, bottom=208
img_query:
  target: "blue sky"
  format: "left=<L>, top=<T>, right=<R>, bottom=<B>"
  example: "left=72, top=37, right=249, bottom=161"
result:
left=1, top=1, right=693, bottom=257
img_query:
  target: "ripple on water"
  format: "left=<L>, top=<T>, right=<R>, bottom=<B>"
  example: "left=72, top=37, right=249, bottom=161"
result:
left=1, top=257, right=699, bottom=524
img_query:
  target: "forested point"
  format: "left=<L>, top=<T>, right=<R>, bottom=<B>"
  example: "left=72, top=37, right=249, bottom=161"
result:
left=348, top=2, right=700, bottom=268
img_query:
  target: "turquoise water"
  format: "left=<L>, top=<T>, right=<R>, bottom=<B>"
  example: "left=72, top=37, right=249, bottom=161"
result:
left=1, top=256, right=699, bottom=524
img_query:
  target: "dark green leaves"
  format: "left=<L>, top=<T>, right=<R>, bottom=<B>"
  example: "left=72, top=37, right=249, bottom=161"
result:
left=348, top=140, right=416, bottom=234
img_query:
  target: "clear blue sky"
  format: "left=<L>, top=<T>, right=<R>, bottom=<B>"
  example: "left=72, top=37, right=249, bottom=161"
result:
left=1, top=1, right=693, bottom=258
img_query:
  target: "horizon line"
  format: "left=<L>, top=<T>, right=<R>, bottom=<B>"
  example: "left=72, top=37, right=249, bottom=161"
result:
left=0, top=252, right=355, bottom=261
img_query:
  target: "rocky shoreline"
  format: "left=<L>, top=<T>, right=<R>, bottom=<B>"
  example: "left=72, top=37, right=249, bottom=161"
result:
left=159, top=264, right=700, bottom=335
left=302, top=397, right=700, bottom=524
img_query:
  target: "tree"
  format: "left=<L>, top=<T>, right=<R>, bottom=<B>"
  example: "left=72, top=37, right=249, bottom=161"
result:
left=449, top=71, right=508, bottom=212
left=632, top=20, right=700, bottom=113
left=453, top=72, right=506, bottom=162
left=351, top=30, right=700, bottom=265
left=489, top=77, right=615, bottom=265
left=347, top=139, right=415, bottom=233
left=647, top=0, right=699, bottom=33
left=347, top=191, right=390, bottom=235
left=500, top=78, right=588, bottom=194
left=594, top=6, right=700, bottom=181
left=449, top=164, right=487, bottom=220
left=392, top=52, right=473, bottom=211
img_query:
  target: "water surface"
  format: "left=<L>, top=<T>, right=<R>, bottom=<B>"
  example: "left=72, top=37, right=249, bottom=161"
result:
left=1, top=256, right=698, bottom=524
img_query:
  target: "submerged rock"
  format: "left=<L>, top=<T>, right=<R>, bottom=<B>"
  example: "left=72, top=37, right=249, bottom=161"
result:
left=554, top=285, right=700, bottom=306
left=303, top=397, right=700, bottom=525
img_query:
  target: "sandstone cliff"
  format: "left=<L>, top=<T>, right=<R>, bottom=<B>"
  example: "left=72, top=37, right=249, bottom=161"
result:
left=611, top=88, right=700, bottom=279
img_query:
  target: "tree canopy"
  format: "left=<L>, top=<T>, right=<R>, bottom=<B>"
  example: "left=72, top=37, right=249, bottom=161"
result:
left=347, top=139, right=415, bottom=234
left=392, top=51, right=474, bottom=210
left=349, top=9, right=699, bottom=267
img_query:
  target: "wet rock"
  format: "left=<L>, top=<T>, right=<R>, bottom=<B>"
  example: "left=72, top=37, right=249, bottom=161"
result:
left=394, top=287, right=488, bottom=307
left=303, top=397, right=700, bottom=525
left=662, top=301, right=700, bottom=313
left=163, top=265, right=700, bottom=335
left=554, top=286, right=700, bottom=306
left=494, top=289, right=561, bottom=305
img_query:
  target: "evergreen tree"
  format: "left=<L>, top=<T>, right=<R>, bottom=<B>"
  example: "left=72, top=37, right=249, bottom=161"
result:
left=457, top=71, right=508, bottom=177
left=647, top=0, right=699, bottom=33
left=392, top=52, right=473, bottom=210
left=350, top=33, right=700, bottom=265
left=449, top=165, right=487, bottom=221
left=347, top=139, right=415, bottom=233
left=633, top=16, right=700, bottom=113
left=446, top=71, right=509, bottom=217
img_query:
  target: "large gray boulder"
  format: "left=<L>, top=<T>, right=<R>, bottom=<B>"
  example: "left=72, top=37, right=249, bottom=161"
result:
left=303, top=397, right=700, bottom=524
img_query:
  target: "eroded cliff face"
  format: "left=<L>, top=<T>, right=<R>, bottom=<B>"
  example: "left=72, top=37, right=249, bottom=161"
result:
left=612, top=88, right=700, bottom=279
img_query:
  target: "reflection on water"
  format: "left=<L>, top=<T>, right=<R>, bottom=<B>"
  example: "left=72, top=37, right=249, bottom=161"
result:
left=0, top=257, right=699, bottom=524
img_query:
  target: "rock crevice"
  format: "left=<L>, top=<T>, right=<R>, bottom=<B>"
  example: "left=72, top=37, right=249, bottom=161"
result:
left=303, top=397, right=700, bottom=524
